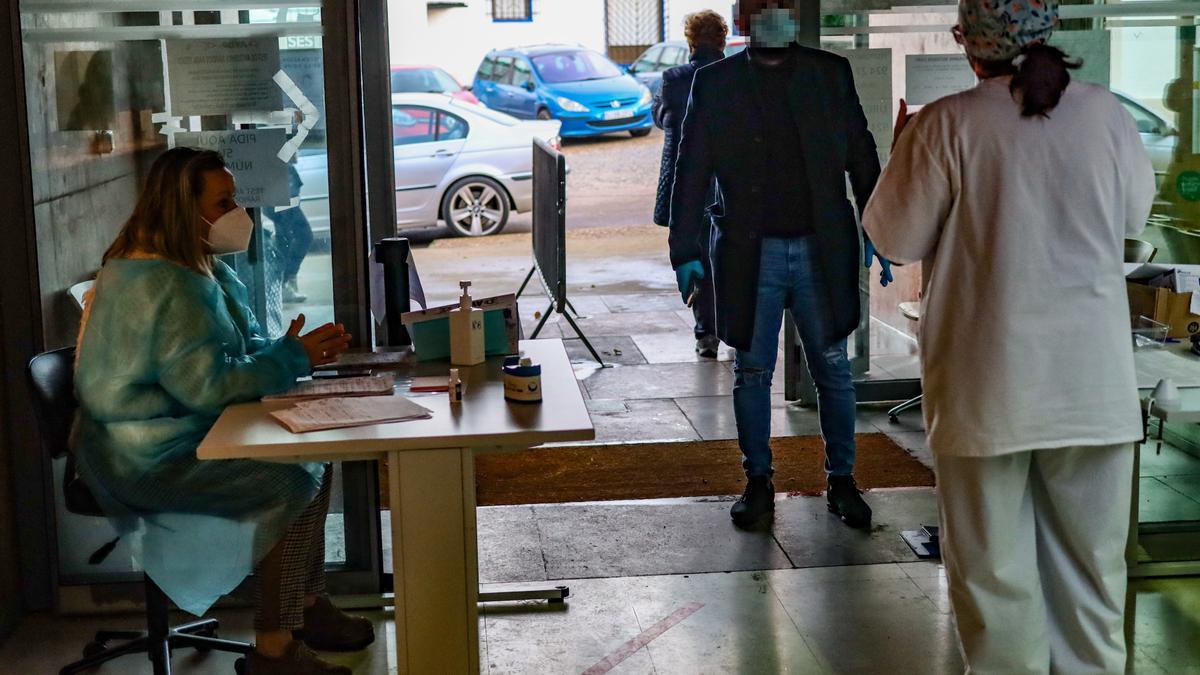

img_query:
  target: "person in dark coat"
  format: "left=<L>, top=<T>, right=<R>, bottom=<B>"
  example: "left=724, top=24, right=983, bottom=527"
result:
left=669, top=0, right=893, bottom=531
left=653, top=10, right=728, bottom=358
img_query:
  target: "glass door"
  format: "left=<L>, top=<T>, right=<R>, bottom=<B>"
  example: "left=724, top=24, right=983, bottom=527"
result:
left=18, top=0, right=380, bottom=608
left=817, top=0, right=1200, bottom=575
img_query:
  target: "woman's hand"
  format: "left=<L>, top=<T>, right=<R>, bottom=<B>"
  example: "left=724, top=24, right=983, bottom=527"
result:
left=892, top=98, right=915, bottom=151
left=287, top=314, right=352, bottom=368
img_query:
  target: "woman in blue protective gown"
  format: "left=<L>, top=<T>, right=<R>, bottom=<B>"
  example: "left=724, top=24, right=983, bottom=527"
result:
left=73, top=148, right=372, bottom=674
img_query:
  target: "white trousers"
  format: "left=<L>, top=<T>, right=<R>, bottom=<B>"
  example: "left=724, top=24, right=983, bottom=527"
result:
left=935, top=444, right=1134, bottom=675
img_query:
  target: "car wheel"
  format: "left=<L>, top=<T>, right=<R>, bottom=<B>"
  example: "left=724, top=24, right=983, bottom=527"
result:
left=630, top=128, right=652, bottom=138
left=442, top=177, right=510, bottom=237
left=536, top=108, right=553, bottom=120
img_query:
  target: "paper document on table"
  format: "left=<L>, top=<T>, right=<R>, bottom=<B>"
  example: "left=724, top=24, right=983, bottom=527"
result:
left=1170, top=270, right=1200, bottom=314
left=270, top=396, right=433, bottom=433
left=264, top=374, right=396, bottom=401
left=315, top=349, right=412, bottom=372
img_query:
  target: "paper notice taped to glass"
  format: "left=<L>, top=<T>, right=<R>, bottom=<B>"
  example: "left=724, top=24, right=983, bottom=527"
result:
left=905, top=55, right=977, bottom=106
left=270, top=396, right=433, bottom=434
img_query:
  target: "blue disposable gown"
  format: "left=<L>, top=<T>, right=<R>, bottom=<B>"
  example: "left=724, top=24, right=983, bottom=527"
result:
left=73, top=257, right=325, bottom=616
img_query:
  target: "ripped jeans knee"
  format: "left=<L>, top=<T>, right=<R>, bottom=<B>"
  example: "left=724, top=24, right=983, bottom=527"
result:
left=734, top=364, right=774, bottom=390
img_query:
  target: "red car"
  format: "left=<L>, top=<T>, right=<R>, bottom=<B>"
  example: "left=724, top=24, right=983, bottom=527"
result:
left=389, top=65, right=480, bottom=105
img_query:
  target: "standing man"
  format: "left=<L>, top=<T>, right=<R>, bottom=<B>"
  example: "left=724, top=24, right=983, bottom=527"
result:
left=669, top=0, right=893, bottom=530
left=654, top=10, right=728, bottom=359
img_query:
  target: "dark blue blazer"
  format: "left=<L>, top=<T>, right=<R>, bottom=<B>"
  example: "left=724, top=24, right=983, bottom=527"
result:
left=653, top=48, right=724, bottom=227
left=668, top=46, right=881, bottom=352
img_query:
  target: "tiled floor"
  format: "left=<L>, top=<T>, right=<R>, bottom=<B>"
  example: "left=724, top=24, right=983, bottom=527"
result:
left=5, top=290, right=1199, bottom=673
left=3, top=564, right=1197, bottom=674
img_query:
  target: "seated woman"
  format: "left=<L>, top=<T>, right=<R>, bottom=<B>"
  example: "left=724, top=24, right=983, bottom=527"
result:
left=74, top=147, right=370, bottom=675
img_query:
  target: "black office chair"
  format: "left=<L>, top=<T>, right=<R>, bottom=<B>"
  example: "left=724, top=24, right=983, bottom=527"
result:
left=27, top=347, right=254, bottom=675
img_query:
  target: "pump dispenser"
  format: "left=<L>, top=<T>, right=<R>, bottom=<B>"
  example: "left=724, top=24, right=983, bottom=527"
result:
left=449, top=280, right=485, bottom=366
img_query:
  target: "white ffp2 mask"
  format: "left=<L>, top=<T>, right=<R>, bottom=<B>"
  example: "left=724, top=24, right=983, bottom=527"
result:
left=204, top=207, right=254, bottom=255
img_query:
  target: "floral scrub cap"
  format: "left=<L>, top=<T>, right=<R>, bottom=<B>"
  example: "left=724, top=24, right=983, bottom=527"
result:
left=958, top=0, right=1060, bottom=61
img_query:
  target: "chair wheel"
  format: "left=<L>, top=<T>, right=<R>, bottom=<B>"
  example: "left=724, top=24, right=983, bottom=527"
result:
left=234, top=657, right=246, bottom=674
left=83, top=641, right=107, bottom=659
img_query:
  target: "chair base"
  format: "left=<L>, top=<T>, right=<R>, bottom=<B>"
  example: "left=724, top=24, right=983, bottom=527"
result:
left=60, top=618, right=253, bottom=675
left=888, top=394, right=923, bottom=423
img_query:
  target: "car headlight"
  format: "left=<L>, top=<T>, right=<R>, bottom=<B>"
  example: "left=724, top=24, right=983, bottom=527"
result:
left=638, top=86, right=652, bottom=106
left=555, top=96, right=588, bottom=113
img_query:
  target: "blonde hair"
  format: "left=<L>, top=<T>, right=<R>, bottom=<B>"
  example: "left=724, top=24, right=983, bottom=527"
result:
left=685, top=10, right=728, bottom=53
left=103, top=147, right=226, bottom=275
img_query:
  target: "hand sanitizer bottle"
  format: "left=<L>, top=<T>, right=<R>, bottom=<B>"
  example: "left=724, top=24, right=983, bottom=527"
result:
left=450, top=280, right=485, bottom=366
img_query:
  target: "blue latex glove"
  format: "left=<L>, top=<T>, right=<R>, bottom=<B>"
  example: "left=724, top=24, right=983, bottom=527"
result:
left=863, top=239, right=894, bottom=288
left=675, top=260, right=706, bottom=304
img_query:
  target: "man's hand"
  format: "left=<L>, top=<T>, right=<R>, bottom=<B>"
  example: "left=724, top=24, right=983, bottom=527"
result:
left=892, top=98, right=915, bottom=151
left=675, top=260, right=706, bottom=304
left=863, top=239, right=894, bottom=288
left=288, top=314, right=352, bottom=368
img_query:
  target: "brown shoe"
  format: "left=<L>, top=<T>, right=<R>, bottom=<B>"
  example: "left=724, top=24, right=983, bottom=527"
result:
left=245, top=640, right=351, bottom=674
left=294, top=595, right=376, bottom=652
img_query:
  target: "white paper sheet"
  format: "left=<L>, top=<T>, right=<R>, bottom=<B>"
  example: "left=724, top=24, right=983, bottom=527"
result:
left=264, top=374, right=396, bottom=401
left=270, top=396, right=433, bottom=434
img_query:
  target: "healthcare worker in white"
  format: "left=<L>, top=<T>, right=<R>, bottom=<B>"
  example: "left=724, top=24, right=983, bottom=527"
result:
left=862, top=0, right=1156, bottom=672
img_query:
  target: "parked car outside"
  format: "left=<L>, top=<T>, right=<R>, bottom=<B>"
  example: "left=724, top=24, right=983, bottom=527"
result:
left=472, top=45, right=654, bottom=139
left=390, top=65, right=480, bottom=105
left=724, top=35, right=748, bottom=56
left=627, top=40, right=689, bottom=99
left=628, top=36, right=749, bottom=101
left=297, top=93, right=561, bottom=239
left=1115, top=92, right=1175, bottom=185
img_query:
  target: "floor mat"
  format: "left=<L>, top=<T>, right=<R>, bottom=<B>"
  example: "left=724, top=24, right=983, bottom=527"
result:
left=472, top=433, right=934, bottom=506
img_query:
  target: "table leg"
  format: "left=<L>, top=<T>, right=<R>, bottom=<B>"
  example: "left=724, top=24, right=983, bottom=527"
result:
left=388, top=448, right=480, bottom=674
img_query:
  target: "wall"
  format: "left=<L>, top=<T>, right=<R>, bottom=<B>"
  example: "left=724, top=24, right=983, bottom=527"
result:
left=663, top=0, right=734, bottom=42
left=389, top=0, right=735, bottom=84
left=22, top=12, right=163, bottom=348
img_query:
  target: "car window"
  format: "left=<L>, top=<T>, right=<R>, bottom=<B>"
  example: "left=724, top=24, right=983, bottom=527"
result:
left=438, top=112, right=469, bottom=141
left=393, top=105, right=437, bottom=145
left=632, top=46, right=662, bottom=73
left=493, top=56, right=515, bottom=84
left=532, top=50, right=623, bottom=84
left=430, top=68, right=462, bottom=92
left=476, top=56, right=496, bottom=82
left=658, top=46, right=686, bottom=69
left=451, top=98, right=519, bottom=126
left=511, top=58, right=534, bottom=88
left=391, top=68, right=458, bottom=94
left=1122, top=98, right=1164, bottom=135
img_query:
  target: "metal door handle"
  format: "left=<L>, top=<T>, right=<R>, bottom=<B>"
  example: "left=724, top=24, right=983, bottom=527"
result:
left=432, top=149, right=452, bottom=158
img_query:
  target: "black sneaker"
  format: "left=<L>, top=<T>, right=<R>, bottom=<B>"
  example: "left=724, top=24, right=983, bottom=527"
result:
left=695, top=335, right=720, bottom=359
left=827, top=475, right=872, bottom=529
left=731, top=476, right=775, bottom=530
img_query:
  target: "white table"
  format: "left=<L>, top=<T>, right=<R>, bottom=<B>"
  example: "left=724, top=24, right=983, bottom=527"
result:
left=197, top=339, right=594, bottom=673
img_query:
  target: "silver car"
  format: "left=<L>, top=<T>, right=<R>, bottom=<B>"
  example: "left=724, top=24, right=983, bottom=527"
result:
left=1116, top=92, right=1175, bottom=186
left=298, top=93, right=561, bottom=238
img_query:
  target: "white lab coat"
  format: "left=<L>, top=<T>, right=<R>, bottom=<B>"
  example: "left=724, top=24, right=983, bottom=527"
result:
left=863, top=77, right=1157, bottom=458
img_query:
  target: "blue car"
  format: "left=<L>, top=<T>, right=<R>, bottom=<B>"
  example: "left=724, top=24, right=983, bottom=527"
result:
left=472, top=45, right=654, bottom=139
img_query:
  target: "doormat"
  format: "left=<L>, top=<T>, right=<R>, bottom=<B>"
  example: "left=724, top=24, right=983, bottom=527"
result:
left=469, top=433, right=933, bottom=507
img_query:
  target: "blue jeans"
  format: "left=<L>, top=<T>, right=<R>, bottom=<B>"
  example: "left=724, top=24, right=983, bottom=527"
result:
left=733, top=236, right=857, bottom=478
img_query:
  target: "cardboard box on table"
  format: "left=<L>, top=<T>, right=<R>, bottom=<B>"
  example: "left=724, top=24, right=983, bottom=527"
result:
left=1127, top=265, right=1200, bottom=338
